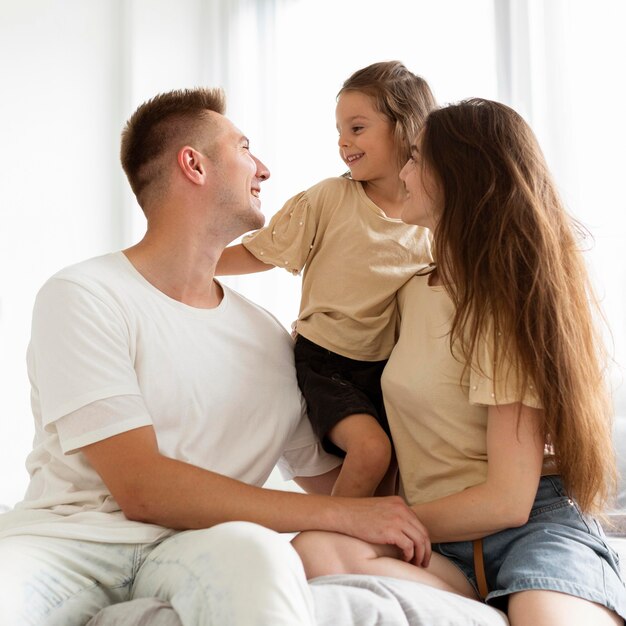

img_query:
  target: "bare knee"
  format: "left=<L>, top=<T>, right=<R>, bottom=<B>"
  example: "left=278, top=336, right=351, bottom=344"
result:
left=292, top=531, right=345, bottom=579
left=292, top=531, right=382, bottom=579
left=350, top=430, right=392, bottom=471
left=331, top=416, right=392, bottom=475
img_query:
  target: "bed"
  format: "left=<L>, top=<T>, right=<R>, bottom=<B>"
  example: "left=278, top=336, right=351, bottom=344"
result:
left=86, top=572, right=511, bottom=625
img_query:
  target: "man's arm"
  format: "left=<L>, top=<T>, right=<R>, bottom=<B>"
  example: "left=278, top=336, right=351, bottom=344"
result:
left=82, top=426, right=430, bottom=565
left=216, top=243, right=274, bottom=275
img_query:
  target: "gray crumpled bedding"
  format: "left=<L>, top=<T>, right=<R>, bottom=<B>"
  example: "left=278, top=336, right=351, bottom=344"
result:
left=87, top=574, right=508, bottom=626
left=310, top=575, right=508, bottom=625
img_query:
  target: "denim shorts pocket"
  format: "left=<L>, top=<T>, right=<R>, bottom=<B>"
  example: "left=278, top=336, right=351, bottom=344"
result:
left=528, top=490, right=598, bottom=537
left=528, top=476, right=575, bottom=520
left=432, top=541, right=476, bottom=583
left=433, top=542, right=457, bottom=559
left=528, top=497, right=574, bottom=520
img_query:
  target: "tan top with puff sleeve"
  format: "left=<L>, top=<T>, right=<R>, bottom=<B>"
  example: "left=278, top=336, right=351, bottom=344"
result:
left=382, top=274, right=542, bottom=506
left=243, top=177, right=432, bottom=361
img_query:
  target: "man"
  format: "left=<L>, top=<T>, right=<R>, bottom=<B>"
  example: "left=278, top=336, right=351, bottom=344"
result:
left=0, top=87, right=429, bottom=625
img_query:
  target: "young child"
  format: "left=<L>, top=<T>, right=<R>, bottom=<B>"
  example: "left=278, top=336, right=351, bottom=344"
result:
left=217, top=61, right=435, bottom=497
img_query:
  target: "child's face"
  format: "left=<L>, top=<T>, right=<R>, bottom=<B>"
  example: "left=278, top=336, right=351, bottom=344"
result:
left=399, top=131, right=442, bottom=230
left=335, top=91, right=397, bottom=182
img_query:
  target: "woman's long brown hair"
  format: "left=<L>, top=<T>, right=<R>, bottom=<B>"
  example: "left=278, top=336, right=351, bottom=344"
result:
left=421, top=98, right=616, bottom=513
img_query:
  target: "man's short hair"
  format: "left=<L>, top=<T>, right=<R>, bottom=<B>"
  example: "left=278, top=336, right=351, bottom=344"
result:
left=120, top=87, right=226, bottom=207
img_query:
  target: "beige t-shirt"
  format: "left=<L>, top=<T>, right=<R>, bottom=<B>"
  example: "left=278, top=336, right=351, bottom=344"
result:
left=243, top=177, right=433, bottom=361
left=382, top=274, right=542, bottom=507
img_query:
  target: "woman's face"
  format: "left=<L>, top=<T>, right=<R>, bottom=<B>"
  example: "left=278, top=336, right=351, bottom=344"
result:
left=399, top=131, right=442, bottom=230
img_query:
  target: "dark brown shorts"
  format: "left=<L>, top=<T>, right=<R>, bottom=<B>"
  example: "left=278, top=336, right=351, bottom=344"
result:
left=294, top=334, right=390, bottom=457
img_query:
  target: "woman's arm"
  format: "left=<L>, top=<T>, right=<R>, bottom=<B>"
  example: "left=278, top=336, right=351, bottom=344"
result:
left=412, top=402, right=545, bottom=543
left=216, top=243, right=274, bottom=275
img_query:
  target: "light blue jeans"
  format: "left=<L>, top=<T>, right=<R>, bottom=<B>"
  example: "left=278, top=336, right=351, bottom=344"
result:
left=434, top=476, right=626, bottom=619
left=0, top=521, right=316, bottom=626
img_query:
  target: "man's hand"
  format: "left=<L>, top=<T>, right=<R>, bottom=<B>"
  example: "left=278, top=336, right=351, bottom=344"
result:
left=333, top=495, right=431, bottom=567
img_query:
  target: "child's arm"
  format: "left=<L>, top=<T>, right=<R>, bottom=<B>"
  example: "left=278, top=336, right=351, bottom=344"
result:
left=216, top=243, right=274, bottom=275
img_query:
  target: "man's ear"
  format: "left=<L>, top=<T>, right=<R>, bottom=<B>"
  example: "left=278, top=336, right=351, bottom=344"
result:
left=177, top=146, right=206, bottom=184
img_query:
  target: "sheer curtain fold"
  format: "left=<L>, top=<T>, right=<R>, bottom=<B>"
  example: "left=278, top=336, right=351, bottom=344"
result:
left=218, top=0, right=625, bottom=415
left=1, top=0, right=623, bottom=506
left=494, top=0, right=626, bottom=415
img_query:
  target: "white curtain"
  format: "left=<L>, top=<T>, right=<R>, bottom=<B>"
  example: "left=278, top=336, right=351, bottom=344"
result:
left=494, top=0, right=626, bottom=415
left=1, top=0, right=624, bottom=505
left=201, top=0, right=500, bottom=330
left=207, top=0, right=626, bottom=416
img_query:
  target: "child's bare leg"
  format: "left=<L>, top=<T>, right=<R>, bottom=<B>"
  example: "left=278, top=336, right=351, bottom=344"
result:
left=292, top=530, right=476, bottom=599
left=327, top=414, right=391, bottom=497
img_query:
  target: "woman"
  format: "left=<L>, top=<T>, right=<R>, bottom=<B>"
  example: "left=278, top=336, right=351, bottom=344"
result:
left=293, top=99, right=626, bottom=625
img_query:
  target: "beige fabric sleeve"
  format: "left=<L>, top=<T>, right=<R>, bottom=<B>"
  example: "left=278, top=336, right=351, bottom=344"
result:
left=242, top=191, right=318, bottom=275
left=468, top=322, right=542, bottom=409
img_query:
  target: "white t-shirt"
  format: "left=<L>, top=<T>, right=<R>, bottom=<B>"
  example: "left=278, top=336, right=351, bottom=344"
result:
left=0, top=252, right=339, bottom=542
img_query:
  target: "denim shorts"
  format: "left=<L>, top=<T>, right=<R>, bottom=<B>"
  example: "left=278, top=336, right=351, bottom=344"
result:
left=294, top=334, right=389, bottom=457
left=433, top=475, right=626, bottom=619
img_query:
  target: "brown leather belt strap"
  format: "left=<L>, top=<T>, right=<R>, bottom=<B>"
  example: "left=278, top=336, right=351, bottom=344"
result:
left=470, top=467, right=559, bottom=603
left=541, top=455, right=558, bottom=476
left=470, top=465, right=558, bottom=602
left=473, top=538, right=488, bottom=600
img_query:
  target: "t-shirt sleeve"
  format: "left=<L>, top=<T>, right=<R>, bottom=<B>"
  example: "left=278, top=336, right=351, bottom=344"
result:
left=276, top=398, right=342, bottom=480
left=55, top=395, right=153, bottom=454
left=242, top=191, right=318, bottom=275
left=468, top=322, right=542, bottom=409
left=29, top=277, right=144, bottom=430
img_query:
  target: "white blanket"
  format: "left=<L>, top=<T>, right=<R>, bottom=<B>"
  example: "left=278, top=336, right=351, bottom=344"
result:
left=86, top=575, right=508, bottom=626
left=310, top=575, right=507, bottom=625
left=86, top=537, right=626, bottom=626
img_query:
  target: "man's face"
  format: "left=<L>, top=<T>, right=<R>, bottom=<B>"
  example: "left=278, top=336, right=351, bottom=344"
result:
left=205, top=112, right=270, bottom=236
